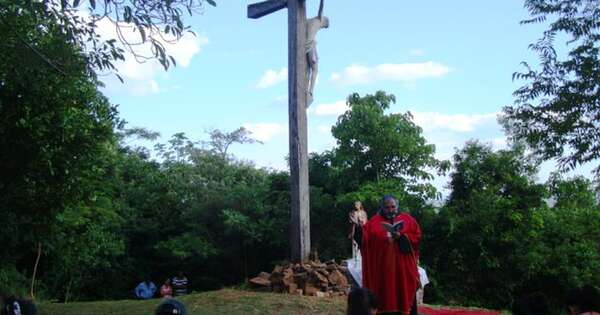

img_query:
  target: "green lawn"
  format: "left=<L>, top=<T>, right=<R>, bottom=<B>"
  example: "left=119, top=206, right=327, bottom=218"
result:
left=38, top=289, right=346, bottom=315
left=38, top=289, right=509, bottom=315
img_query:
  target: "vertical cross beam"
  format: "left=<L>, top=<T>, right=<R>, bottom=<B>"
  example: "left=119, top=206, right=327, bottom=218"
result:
left=287, top=0, right=310, bottom=263
left=247, top=0, right=310, bottom=263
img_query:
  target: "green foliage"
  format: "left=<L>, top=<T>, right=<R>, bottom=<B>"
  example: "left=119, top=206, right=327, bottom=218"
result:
left=430, top=142, right=546, bottom=308
left=521, top=174, right=600, bottom=308
left=331, top=91, right=448, bottom=198
left=1, top=0, right=217, bottom=74
left=503, top=0, right=600, bottom=174
left=208, top=127, right=262, bottom=159
left=426, top=142, right=600, bottom=310
left=0, top=265, right=29, bottom=298
left=0, top=3, right=123, bottom=301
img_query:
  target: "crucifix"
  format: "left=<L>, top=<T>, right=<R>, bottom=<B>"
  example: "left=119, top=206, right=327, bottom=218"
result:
left=248, top=0, right=329, bottom=262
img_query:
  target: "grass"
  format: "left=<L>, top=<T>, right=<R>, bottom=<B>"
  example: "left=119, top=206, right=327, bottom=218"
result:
left=38, top=289, right=508, bottom=315
left=38, top=289, right=346, bottom=315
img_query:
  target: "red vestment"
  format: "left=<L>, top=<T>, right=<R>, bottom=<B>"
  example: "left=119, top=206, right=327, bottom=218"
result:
left=362, top=213, right=421, bottom=314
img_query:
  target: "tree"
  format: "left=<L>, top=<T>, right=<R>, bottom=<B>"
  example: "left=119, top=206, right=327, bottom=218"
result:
left=524, top=174, right=600, bottom=306
left=0, top=6, right=123, bottom=297
left=207, top=127, right=262, bottom=159
left=331, top=91, right=448, bottom=197
left=2, top=0, right=216, bottom=76
left=430, top=142, right=546, bottom=308
left=502, top=0, right=600, bottom=174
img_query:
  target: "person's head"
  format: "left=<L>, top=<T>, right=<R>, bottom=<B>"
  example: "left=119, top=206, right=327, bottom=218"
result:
left=353, top=201, right=363, bottom=211
left=379, top=195, right=398, bottom=220
left=579, top=284, right=600, bottom=312
left=155, top=299, right=187, bottom=315
left=177, top=271, right=185, bottom=278
left=347, top=288, right=378, bottom=315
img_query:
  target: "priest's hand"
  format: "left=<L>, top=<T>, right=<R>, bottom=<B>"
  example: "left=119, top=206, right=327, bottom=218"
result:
left=392, top=231, right=404, bottom=240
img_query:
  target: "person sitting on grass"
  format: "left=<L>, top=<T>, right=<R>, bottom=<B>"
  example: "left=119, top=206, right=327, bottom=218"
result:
left=172, top=272, right=188, bottom=297
left=134, top=279, right=157, bottom=300
left=347, top=287, right=378, bottom=315
left=159, top=278, right=173, bottom=298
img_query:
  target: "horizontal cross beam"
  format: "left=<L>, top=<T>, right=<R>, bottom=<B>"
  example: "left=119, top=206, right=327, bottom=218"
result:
left=248, top=0, right=288, bottom=19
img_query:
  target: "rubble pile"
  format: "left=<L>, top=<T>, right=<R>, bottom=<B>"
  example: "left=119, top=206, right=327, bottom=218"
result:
left=249, top=260, right=351, bottom=297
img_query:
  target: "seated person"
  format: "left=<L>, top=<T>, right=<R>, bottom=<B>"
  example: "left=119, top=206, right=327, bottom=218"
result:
left=172, top=272, right=188, bottom=296
left=155, top=298, right=187, bottom=315
left=134, top=279, right=157, bottom=300
left=159, top=278, right=173, bottom=298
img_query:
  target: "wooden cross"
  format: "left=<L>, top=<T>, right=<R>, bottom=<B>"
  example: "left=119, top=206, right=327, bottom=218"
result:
left=248, top=0, right=310, bottom=262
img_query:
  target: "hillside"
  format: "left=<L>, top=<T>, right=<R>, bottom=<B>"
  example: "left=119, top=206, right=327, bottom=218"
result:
left=38, top=289, right=507, bottom=315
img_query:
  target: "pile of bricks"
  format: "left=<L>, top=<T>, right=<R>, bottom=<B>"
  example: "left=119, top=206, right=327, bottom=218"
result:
left=249, top=260, right=351, bottom=297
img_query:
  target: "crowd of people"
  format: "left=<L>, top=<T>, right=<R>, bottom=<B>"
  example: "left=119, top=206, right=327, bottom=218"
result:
left=134, top=271, right=189, bottom=300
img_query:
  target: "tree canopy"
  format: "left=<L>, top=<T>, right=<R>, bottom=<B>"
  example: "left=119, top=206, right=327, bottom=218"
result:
left=330, top=91, right=449, bottom=198
left=502, top=0, right=600, bottom=174
left=2, top=0, right=216, bottom=78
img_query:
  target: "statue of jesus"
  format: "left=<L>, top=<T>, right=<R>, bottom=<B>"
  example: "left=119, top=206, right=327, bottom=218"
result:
left=306, top=0, right=329, bottom=106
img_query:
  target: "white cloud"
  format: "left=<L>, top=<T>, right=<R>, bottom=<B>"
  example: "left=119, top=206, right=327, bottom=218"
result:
left=256, top=67, right=288, bottom=89
left=410, top=111, right=499, bottom=133
left=409, top=49, right=425, bottom=56
left=311, top=100, right=349, bottom=116
left=92, top=17, right=208, bottom=95
left=243, top=123, right=286, bottom=142
left=330, top=61, right=451, bottom=86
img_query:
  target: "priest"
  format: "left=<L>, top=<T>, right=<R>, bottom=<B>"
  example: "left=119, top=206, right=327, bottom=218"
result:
left=357, top=195, right=421, bottom=315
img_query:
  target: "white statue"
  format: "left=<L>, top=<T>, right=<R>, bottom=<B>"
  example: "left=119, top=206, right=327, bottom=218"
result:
left=306, top=0, right=329, bottom=106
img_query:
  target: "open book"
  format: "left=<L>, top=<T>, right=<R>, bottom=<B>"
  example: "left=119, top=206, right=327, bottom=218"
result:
left=380, top=220, right=404, bottom=234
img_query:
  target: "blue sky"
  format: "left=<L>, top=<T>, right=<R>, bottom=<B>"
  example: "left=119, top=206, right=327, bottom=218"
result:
left=99, top=1, right=592, bottom=193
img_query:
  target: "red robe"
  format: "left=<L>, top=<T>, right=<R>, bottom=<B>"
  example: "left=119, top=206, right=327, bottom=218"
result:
left=362, top=212, right=421, bottom=314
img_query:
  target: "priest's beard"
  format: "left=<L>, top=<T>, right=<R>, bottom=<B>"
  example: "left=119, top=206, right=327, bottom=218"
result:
left=379, top=209, right=397, bottom=221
